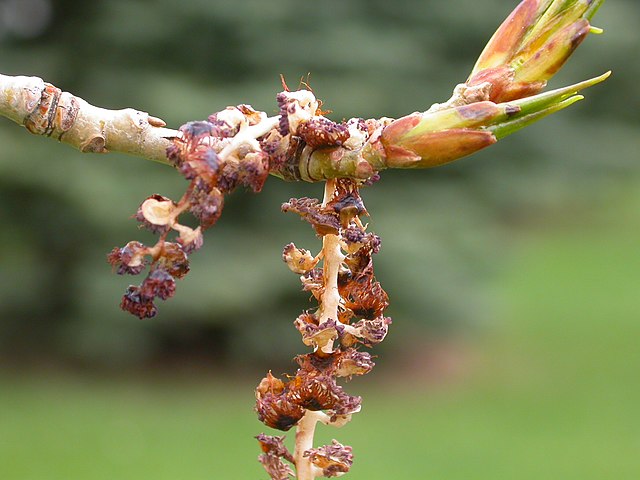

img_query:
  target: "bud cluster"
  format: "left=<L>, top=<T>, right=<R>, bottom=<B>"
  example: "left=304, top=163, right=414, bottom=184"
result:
left=256, top=179, right=389, bottom=479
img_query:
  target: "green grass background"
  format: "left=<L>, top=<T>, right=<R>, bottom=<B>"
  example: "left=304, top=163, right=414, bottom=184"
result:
left=2, top=184, right=637, bottom=480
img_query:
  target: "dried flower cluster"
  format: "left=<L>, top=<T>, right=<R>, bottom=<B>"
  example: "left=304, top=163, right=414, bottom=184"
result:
left=256, top=179, right=389, bottom=479
left=107, top=85, right=391, bottom=319
left=108, top=106, right=279, bottom=318
left=106, top=0, right=609, bottom=320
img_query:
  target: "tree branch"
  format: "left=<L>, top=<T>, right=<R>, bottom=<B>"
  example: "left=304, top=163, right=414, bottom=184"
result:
left=0, top=0, right=609, bottom=180
left=0, top=68, right=608, bottom=183
left=0, top=73, right=178, bottom=163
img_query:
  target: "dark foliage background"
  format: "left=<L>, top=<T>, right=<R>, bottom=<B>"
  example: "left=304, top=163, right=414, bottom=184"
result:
left=0, top=0, right=638, bottom=370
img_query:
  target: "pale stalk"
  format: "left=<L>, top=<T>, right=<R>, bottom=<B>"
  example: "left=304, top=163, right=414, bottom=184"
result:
left=292, top=179, right=348, bottom=480
left=294, top=410, right=325, bottom=480
left=317, top=178, right=345, bottom=354
left=217, top=115, right=280, bottom=161
left=0, top=74, right=178, bottom=163
left=1, top=72, right=608, bottom=180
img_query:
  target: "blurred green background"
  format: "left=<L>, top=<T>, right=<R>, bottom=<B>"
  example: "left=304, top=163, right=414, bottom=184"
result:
left=0, top=0, right=639, bottom=478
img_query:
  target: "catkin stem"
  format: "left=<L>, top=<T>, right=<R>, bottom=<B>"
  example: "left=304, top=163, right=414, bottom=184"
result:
left=318, top=179, right=345, bottom=354
left=293, top=179, right=347, bottom=479
left=294, top=411, right=323, bottom=480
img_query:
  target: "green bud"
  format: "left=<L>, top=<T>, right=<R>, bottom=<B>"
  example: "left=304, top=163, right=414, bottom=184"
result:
left=377, top=71, right=609, bottom=169
left=468, top=0, right=605, bottom=103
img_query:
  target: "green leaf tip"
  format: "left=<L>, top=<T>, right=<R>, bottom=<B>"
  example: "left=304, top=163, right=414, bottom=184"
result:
left=584, top=0, right=606, bottom=21
left=487, top=71, right=610, bottom=139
